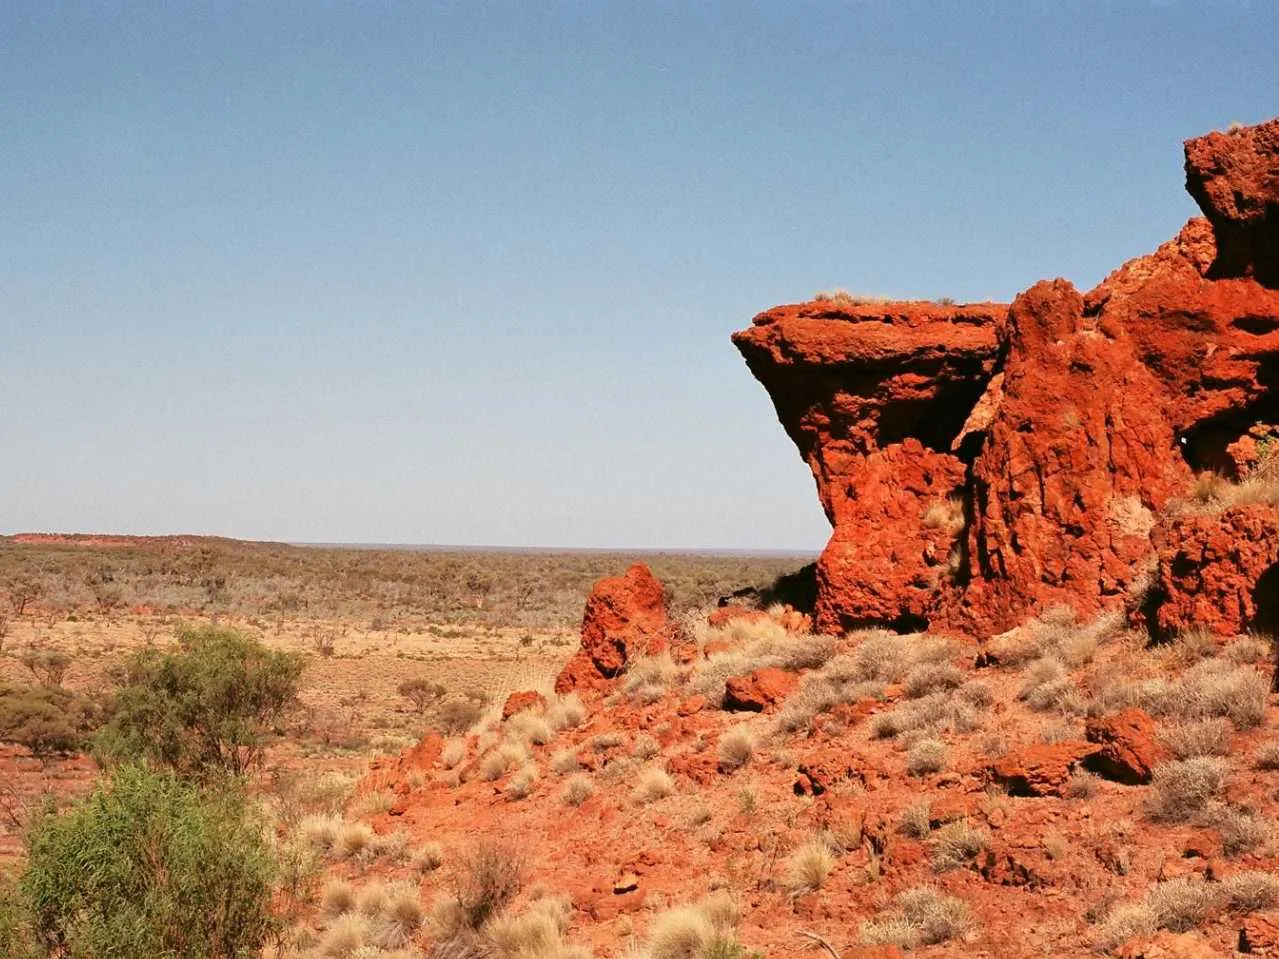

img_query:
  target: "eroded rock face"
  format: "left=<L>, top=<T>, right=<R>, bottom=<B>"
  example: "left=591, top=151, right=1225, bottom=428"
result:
left=554, top=563, right=671, bottom=694
left=1185, top=118, right=1279, bottom=286
left=733, top=301, right=1003, bottom=632
left=1153, top=506, right=1279, bottom=639
left=735, top=118, right=1279, bottom=638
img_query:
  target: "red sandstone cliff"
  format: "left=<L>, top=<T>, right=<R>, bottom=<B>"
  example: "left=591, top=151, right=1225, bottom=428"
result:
left=735, top=117, right=1279, bottom=639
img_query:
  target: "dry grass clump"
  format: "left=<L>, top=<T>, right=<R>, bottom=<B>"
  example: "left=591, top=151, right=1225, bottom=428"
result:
left=436, top=696, right=488, bottom=735
left=860, top=886, right=973, bottom=948
left=843, top=631, right=912, bottom=682
left=692, top=627, right=835, bottom=707
left=1144, top=878, right=1221, bottom=932
left=1224, top=634, right=1272, bottom=664
left=319, top=912, right=371, bottom=957
left=356, top=881, right=389, bottom=917
left=545, top=693, right=586, bottom=731
left=773, top=669, right=883, bottom=734
left=632, top=766, right=676, bottom=804
left=903, top=662, right=964, bottom=699
left=1017, top=657, right=1087, bottom=714
left=487, top=894, right=588, bottom=959
left=334, top=821, right=378, bottom=861
left=1100, top=659, right=1269, bottom=729
left=1066, top=769, right=1100, bottom=799
left=900, top=801, right=933, bottom=839
left=716, top=727, right=755, bottom=771
left=433, top=842, right=525, bottom=939
left=1185, top=465, right=1279, bottom=511
left=504, top=764, right=539, bottom=800
left=1148, top=758, right=1230, bottom=822
left=906, top=738, right=947, bottom=776
left=587, top=732, right=624, bottom=752
left=440, top=738, right=467, bottom=769
left=645, top=892, right=744, bottom=959
left=1095, top=877, right=1227, bottom=949
left=550, top=748, right=581, bottom=775
left=321, top=878, right=357, bottom=917
left=290, top=771, right=357, bottom=814
left=563, top=774, right=595, bottom=807
left=507, top=712, right=555, bottom=747
left=1094, top=903, right=1158, bottom=952
left=633, top=733, right=661, bottom=760
left=1256, top=742, right=1279, bottom=770
left=987, top=606, right=1121, bottom=668
left=370, top=881, right=424, bottom=948
left=921, top=496, right=965, bottom=536
left=411, top=842, right=444, bottom=873
left=956, top=680, right=992, bottom=708
left=480, top=741, right=531, bottom=782
left=1221, top=870, right=1279, bottom=911
left=784, top=840, right=835, bottom=896
left=622, top=651, right=680, bottom=704
left=813, top=288, right=891, bottom=306
left=931, top=820, right=988, bottom=872
left=298, top=813, right=343, bottom=853
left=1205, top=805, right=1272, bottom=857
left=1159, top=718, right=1233, bottom=759
left=869, top=692, right=978, bottom=739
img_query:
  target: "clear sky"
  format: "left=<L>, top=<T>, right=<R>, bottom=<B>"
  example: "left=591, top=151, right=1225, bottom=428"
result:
left=2, top=2, right=1276, bottom=550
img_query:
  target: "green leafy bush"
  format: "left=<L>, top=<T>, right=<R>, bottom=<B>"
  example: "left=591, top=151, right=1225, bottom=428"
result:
left=20, top=764, right=277, bottom=958
left=94, top=624, right=302, bottom=776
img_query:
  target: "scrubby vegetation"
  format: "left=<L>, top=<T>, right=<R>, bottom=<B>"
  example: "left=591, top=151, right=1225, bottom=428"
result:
left=8, top=765, right=277, bottom=958
left=94, top=623, right=303, bottom=776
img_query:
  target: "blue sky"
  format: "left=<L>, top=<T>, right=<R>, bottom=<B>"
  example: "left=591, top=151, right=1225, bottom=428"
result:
left=2, top=1, right=1276, bottom=549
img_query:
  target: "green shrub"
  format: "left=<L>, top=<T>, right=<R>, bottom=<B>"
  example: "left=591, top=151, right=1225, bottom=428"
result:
left=95, top=624, right=302, bottom=776
left=20, top=764, right=277, bottom=958
left=0, top=684, right=100, bottom=757
left=0, top=881, right=38, bottom=959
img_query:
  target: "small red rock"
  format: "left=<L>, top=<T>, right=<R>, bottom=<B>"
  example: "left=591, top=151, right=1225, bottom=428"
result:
left=501, top=690, right=546, bottom=720
left=723, top=666, right=799, bottom=712
left=1085, top=707, right=1166, bottom=784
left=985, top=740, right=1099, bottom=797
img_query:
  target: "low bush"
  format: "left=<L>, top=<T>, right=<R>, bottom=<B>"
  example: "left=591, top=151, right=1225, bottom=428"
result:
left=0, top=684, right=100, bottom=756
left=94, top=623, right=302, bottom=777
left=1159, top=718, right=1233, bottom=759
left=906, top=738, right=946, bottom=776
left=19, top=764, right=277, bottom=958
left=1148, top=758, right=1229, bottom=822
left=440, top=842, right=524, bottom=936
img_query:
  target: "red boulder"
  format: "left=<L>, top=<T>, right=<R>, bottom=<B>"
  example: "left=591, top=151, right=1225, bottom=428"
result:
left=554, top=563, right=671, bottom=694
left=723, top=666, right=798, bottom=712
left=1085, top=708, right=1166, bottom=785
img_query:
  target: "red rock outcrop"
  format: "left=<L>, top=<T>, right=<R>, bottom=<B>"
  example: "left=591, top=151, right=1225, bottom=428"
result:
left=733, top=301, right=1004, bottom=632
left=735, top=117, right=1279, bottom=638
left=554, top=563, right=672, bottom=694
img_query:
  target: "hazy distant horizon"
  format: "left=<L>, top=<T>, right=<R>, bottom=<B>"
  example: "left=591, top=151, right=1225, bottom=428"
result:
left=4, top=529, right=818, bottom=557
left=4, top=4, right=1276, bottom=549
